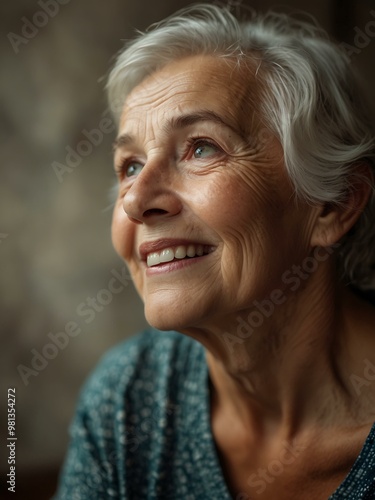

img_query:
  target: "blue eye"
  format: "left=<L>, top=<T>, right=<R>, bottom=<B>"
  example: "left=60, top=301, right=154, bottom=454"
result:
left=126, top=162, right=143, bottom=177
left=193, top=143, right=218, bottom=159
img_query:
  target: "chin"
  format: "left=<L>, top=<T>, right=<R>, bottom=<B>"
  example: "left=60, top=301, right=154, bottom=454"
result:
left=144, top=298, right=201, bottom=332
left=145, top=308, right=185, bottom=332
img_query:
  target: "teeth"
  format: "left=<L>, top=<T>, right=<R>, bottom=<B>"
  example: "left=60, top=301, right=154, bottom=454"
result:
left=146, top=244, right=208, bottom=267
left=187, top=245, right=195, bottom=257
left=175, top=246, right=187, bottom=259
left=147, top=253, right=161, bottom=267
left=160, top=248, right=174, bottom=263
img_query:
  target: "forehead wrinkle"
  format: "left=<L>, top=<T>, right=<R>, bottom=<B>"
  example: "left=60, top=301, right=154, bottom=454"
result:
left=116, top=56, right=262, bottom=151
left=125, top=74, right=197, bottom=113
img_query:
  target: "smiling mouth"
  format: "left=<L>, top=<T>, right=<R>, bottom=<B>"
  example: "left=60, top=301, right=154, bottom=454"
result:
left=146, top=244, right=213, bottom=267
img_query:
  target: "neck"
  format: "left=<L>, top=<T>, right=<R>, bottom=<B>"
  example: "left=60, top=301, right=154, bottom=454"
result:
left=187, top=262, right=374, bottom=440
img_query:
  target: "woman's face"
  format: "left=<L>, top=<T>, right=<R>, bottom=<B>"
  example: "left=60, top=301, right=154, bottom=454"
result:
left=112, top=55, right=313, bottom=332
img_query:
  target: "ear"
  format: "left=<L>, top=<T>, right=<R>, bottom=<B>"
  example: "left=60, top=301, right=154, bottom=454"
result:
left=310, top=164, right=373, bottom=248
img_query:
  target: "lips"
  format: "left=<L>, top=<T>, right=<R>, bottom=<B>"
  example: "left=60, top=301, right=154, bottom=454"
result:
left=139, top=239, right=215, bottom=268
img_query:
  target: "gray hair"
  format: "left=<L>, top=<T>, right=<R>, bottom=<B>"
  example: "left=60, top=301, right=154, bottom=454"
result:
left=107, top=3, right=375, bottom=289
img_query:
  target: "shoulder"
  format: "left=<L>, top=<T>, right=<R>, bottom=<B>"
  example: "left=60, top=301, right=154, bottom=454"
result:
left=67, top=328, right=206, bottom=469
left=55, top=330, right=202, bottom=498
left=87, top=328, right=200, bottom=383
left=76, top=328, right=203, bottom=414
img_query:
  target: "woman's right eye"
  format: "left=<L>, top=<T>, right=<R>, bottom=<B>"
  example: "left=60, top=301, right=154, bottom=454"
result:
left=125, top=162, right=143, bottom=178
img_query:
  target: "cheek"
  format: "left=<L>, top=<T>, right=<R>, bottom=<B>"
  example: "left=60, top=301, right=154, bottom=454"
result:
left=112, top=207, right=145, bottom=298
left=111, top=204, right=135, bottom=261
left=188, top=173, right=247, bottom=225
left=195, top=170, right=267, bottom=233
left=203, top=171, right=295, bottom=269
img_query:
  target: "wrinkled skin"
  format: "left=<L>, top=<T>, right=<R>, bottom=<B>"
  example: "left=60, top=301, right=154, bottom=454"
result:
left=112, top=55, right=316, bottom=334
left=111, top=55, right=375, bottom=499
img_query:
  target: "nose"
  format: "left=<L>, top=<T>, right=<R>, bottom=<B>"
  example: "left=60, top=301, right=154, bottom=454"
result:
left=123, top=160, right=182, bottom=224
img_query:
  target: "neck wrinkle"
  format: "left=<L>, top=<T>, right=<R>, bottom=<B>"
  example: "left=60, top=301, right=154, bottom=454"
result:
left=204, top=262, right=354, bottom=439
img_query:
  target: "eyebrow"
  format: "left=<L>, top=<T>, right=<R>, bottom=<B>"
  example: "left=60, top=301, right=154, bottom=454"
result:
left=113, top=110, right=244, bottom=151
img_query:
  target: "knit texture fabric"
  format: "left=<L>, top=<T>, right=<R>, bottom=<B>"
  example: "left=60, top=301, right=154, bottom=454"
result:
left=54, top=329, right=375, bottom=499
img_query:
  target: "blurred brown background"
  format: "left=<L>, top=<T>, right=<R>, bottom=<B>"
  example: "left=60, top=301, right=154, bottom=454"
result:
left=0, top=0, right=374, bottom=498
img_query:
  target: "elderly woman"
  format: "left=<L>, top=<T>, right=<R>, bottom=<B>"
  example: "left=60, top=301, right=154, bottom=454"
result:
left=55, top=4, right=375, bottom=499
